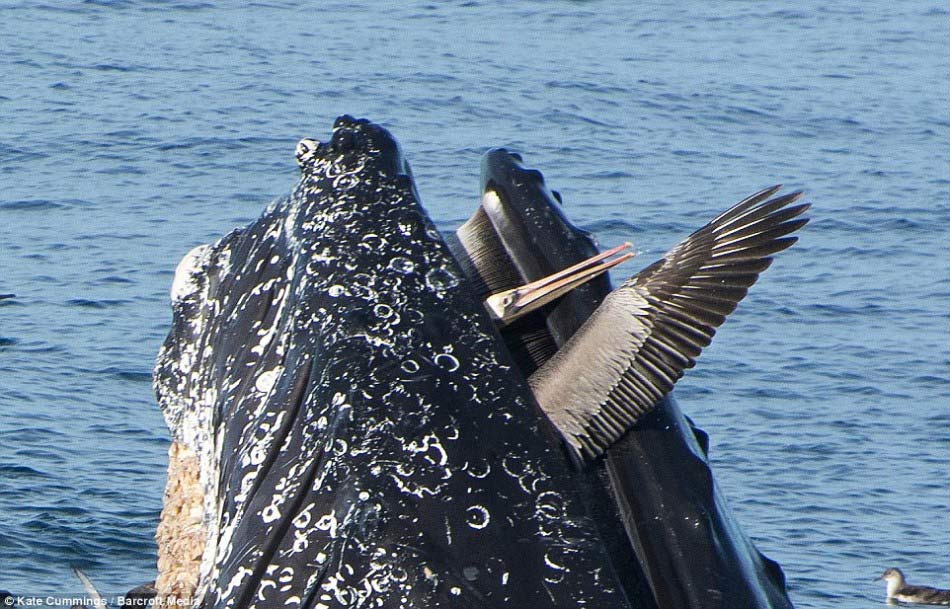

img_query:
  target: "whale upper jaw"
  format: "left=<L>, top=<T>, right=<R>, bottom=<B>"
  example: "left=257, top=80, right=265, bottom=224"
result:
left=154, top=115, right=427, bottom=605
left=479, top=148, right=612, bottom=349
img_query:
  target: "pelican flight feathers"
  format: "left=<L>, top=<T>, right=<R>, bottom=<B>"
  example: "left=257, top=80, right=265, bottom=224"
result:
left=530, top=186, right=810, bottom=463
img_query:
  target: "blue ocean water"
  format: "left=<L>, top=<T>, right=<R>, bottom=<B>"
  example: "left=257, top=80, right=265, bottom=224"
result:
left=1, top=1, right=948, bottom=606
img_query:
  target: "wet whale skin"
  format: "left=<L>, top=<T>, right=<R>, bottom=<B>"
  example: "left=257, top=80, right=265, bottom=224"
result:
left=155, top=116, right=633, bottom=609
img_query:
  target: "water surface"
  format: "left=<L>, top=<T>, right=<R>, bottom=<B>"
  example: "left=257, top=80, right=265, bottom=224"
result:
left=1, top=2, right=948, bottom=606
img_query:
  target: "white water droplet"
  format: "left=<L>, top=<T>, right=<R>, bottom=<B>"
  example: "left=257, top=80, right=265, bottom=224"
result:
left=435, top=352, right=460, bottom=372
left=465, top=505, right=490, bottom=529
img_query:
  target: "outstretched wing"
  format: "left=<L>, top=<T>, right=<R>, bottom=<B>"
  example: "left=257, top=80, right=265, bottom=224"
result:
left=530, top=185, right=809, bottom=463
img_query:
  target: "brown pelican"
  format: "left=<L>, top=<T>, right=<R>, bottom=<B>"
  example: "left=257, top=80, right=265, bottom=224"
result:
left=479, top=184, right=808, bottom=463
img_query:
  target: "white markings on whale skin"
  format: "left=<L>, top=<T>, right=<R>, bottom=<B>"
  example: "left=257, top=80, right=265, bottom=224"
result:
left=170, top=244, right=212, bottom=305
left=424, top=266, right=459, bottom=297
left=256, top=571, right=277, bottom=601
left=254, top=368, right=280, bottom=394
left=155, top=121, right=629, bottom=609
left=405, top=432, right=448, bottom=468
left=386, top=463, right=444, bottom=499
left=388, top=256, right=415, bottom=274
left=278, top=566, right=295, bottom=589
left=261, top=504, right=281, bottom=525
left=219, top=566, right=254, bottom=604
left=373, top=303, right=393, bottom=319
left=314, top=512, right=340, bottom=538
left=433, top=352, right=459, bottom=372
left=465, top=505, right=490, bottom=530
left=462, top=459, right=491, bottom=479
left=291, top=520, right=313, bottom=554
left=543, top=550, right=568, bottom=584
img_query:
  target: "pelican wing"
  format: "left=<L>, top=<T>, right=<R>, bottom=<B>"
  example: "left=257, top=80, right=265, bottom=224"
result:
left=530, top=186, right=809, bottom=463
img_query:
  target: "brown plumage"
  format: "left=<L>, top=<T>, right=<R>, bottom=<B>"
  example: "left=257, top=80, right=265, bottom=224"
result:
left=529, top=185, right=809, bottom=463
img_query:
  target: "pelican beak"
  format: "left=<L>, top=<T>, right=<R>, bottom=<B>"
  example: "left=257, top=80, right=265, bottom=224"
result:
left=485, top=242, right=633, bottom=325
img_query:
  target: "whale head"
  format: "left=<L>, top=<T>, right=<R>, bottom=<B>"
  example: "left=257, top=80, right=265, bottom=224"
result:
left=154, top=118, right=630, bottom=609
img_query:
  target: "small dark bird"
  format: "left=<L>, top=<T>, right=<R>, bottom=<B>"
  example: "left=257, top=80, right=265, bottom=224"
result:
left=877, top=568, right=950, bottom=605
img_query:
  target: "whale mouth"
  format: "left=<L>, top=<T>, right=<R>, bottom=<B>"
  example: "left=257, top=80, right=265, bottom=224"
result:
left=155, top=116, right=638, bottom=608
left=454, top=146, right=803, bottom=607
left=153, top=117, right=801, bottom=609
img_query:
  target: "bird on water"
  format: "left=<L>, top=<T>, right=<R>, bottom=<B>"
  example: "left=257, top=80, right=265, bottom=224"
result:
left=877, top=568, right=950, bottom=605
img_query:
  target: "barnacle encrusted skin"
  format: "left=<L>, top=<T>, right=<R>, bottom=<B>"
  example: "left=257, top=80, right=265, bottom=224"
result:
left=154, top=117, right=629, bottom=609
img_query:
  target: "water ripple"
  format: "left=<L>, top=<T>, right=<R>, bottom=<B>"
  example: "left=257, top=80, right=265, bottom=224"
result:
left=2, top=1, right=948, bottom=605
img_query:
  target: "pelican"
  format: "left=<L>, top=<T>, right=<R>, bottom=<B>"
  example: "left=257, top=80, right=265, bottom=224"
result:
left=461, top=161, right=808, bottom=464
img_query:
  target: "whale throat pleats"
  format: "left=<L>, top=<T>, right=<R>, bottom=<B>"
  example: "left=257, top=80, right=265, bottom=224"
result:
left=530, top=186, right=810, bottom=463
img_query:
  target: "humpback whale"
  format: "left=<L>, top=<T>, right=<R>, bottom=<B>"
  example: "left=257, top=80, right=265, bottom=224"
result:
left=154, top=116, right=805, bottom=608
